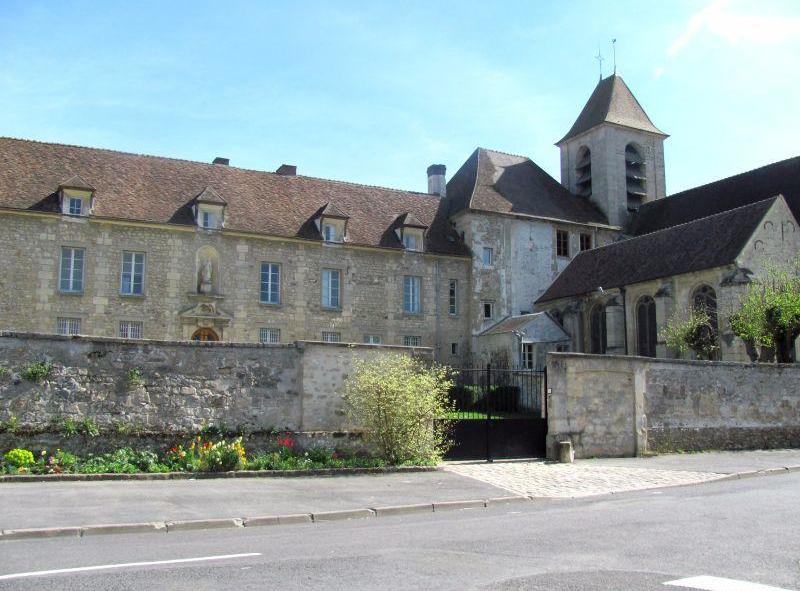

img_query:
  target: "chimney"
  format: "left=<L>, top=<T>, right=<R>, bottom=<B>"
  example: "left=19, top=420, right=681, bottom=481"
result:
left=427, top=164, right=446, bottom=197
left=212, top=157, right=229, bottom=165
left=276, top=164, right=297, bottom=176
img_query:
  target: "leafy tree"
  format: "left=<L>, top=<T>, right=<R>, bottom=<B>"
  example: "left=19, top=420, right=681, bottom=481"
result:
left=729, top=260, right=800, bottom=363
left=342, top=354, right=454, bottom=465
left=660, top=308, right=719, bottom=361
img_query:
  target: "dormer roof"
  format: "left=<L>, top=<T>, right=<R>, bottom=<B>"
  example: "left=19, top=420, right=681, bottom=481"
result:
left=194, top=185, right=226, bottom=205
left=395, top=211, right=428, bottom=229
left=557, top=75, right=667, bottom=145
left=59, top=174, right=95, bottom=192
left=319, top=201, right=348, bottom=219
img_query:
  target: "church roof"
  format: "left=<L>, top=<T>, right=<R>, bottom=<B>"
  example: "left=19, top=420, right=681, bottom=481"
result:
left=628, top=155, right=800, bottom=236
left=480, top=312, right=571, bottom=343
left=557, top=75, right=666, bottom=144
left=0, top=137, right=468, bottom=256
left=445, top=147, right=610, bottom=226
left=536, top=197, right=779, bottom=304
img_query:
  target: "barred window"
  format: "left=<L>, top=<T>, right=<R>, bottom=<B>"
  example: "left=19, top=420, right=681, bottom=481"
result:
left=403, top=335, right=422, bottom=347
left=121, top=251, right=145, bottom=296
left=260, top=263, right=280, bottom=304
left=119, top=321, right=142, bottom=339
left=448, top=279, right=458, bottom=315
left=57, top=317, right=81, bottom=335
left=322, top=331, right=341, bottom=343
left=403, top=276, right=421, bottom=314
left=259, top=328, right=281, bottom=343
left=59, top=247, right=85, bottom=293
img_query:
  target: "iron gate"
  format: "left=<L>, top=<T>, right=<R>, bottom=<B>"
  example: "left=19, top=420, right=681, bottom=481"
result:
left=444, top=364, right=547, bottom=460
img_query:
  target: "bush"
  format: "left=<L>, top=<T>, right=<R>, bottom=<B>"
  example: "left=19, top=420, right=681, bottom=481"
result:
left=660, top=308, right=719, bottom=360
left=81, top=417, right=100, bottom=438
left=126, top=367, right=144, bottom=386
left=4, top=448, right=35, bottom=468
left=21, top=361, right=52, bottom=383
left=196, top=438, right=246, bottom=472
left=79, top=448, right=168, bottom=474
left=1, top=415, right=19, bottom=434
left=343, top=354, right=454, bottom=465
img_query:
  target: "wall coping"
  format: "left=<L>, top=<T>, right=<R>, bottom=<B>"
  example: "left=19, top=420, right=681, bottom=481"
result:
left=547, top=351, right=799, bottom=370
left=0, top=331, right=432, bottom=353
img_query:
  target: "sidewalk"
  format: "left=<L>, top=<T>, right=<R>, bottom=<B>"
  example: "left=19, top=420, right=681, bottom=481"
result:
left=1, top=449, right=798, bottom=538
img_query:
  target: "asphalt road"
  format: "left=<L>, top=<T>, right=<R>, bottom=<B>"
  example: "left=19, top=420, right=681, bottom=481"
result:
left=1, top=473, right=798, bottom=590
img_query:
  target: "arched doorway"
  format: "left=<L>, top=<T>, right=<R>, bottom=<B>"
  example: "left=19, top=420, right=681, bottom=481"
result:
left=191, top=327, right=219, bottom=342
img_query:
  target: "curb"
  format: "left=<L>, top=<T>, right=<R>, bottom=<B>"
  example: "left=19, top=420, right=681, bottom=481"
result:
left=716, top=465, right=800, bottom=482
left=0, top=465, right=440, bottom=483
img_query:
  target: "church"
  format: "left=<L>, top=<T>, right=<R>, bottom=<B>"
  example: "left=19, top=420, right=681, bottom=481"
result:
left=0, top=74, right=797, bottom=365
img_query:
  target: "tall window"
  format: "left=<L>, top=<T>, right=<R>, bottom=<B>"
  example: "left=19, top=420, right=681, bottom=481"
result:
left=201, top=211, right=213, bottom=228
left=448, top=279, right=458, bottom=315
left=482, top=301, right=494, bottom=320
left=259, top=328, right=280, bottom=343
left=580, top=233, right=592, bottom=252
left=119, top=321, right=142, bottom=339
left=321, top=269, right=341, bottom=309
left=322, top=223, right=336, bottom=242
left=57, top=317, right=81, bottom=335
left=692, top=285, right=719, bottom=356
left=575, top=146, right=592, bottom=197
left=482, top=247, right=493, bottom=266
left=636, top=296, right=657, bottom=357
left=403, top=276, right=421, bottom=314
left=260, top=263, right=280, bottom=304
left=68, top=197, right=83, bottom=215
left=451, top=342, right=459, bottom=355
left=522, top=343, right=535, bottom=369
left=322, top=331, right=341, bottom=343
left=590, top=304, right=607, bottom=354
left=59, top=247, right=85, bottom=293
left=403, top=233, right=418, bottom=251
left=120, top=251, right=145, bottom=296
left=625, top=143, right=647, bottom=211
left=403, top=335, right=422, bottom=347
left=556, top=230, right=570, bottom=257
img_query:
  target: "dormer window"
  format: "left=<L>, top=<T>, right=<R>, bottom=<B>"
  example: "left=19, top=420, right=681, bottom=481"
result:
left=315, top=202, right=349, bottom=244
left=322, top=222, right=340, bottom=243
left=193, top=186, right=226, bottom=230
left=403, top=233, right=418, bottom=251
left=58, top=175, right=95, bottom=217
left=394, top=212, right=428, bottom=252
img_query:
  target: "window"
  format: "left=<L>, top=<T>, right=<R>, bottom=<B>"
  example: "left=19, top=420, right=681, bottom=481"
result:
left=119, top=321, right=142, bottom=339
left=450, top=342, right=458, bottom=355
left=201, top=211, right=214, bottom=229
left=523, top=343, right=535, bottom=369
left=321, top=269, right=341, bottom=309
left=556, top=230, right=570, bottom=257
left=59, top=247, right=85, bottom=293
left=482, top=301, right=494, bottom=320
left=260, top=263, right=280, bottom=304
left=590, top=304, right=607, bottom=354
left=364, top=335, right=381, bottom=345
left=120, top=251, right=145, bottom=296
left=322, top=331, right=341, bottom=343
left=68, top=197, right=83, bottom=215
left=403, top=233, right=418, bottom=251
left=57, top=317, right=81, bottom=335
left=580, top=233, right=592, bottom=252
left=403, top=335, right=422, bottom=347
left=403, top=276, right=421, bottom=314
left=575, top=146, right=592, bottom=197
left=625, top=143, right=647, bottom=211
left=448, top=279, right=458, bottom=315
left=636, top=297, right=658, bottom=357
left=482, top=247, right=493, bottom=266
left=692, top=285, right=719, bottom=358
left=322, top=223, right=336, bottom=242
left=259, top=328, right=281, bottom=343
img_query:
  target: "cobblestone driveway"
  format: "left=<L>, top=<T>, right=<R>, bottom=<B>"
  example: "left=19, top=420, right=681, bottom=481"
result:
left=445, top=461, right=726, bottom=498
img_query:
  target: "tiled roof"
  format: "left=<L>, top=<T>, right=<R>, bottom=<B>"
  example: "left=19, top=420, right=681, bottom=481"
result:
left=195, top=186, right=226, bottom=204
left=480, top=312, right=570, bottom=343
left=536, top=197, right=778, bottom=304
left=628, top=155, right=800, bottom=236
left=445, top=147, right=609, bottom=225
left=0, top=137, right=468, bottom=256
left=557, top=75, right=666, bottom=144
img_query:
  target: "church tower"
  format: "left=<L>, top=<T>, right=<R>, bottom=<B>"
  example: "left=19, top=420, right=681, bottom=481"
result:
left=557, top=75, right=668, bottom=228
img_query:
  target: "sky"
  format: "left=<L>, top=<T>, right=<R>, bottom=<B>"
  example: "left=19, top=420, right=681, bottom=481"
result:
left=1, top=0, right=798, bottom=195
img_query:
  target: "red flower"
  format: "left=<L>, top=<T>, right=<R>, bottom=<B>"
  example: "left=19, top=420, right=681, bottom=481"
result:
left=277, top=436, right=295, bottom=448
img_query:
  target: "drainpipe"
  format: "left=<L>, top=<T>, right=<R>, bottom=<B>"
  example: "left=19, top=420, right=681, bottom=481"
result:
left=620, top=286, right=629, bottom=355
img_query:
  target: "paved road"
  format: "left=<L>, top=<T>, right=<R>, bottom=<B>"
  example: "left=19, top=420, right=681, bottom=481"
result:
left=1, top=472, right=798, bottom=590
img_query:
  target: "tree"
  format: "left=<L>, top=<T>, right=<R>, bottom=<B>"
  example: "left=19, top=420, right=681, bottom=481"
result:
left=729, top=260, right=800, bottom=363
left=342, top=354, right=454, bottom=465
left=660, top=308, right=719, bottom=361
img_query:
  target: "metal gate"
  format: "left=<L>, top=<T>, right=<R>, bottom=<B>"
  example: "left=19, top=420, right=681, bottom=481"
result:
left=444, top=364, right=547, bottom=460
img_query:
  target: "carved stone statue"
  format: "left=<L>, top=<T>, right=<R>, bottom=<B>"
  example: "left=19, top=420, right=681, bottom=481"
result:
left=199, top=259, right=213, bottom=294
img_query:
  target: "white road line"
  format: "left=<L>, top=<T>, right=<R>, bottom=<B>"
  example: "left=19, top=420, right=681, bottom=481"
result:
left=0, top=553, right=262, bottom=581
left=664, top=575, right=792, bottom=591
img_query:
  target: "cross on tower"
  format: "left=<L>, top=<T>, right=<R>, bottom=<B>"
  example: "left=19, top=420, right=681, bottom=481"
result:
left=595, top=49, right=604, bottom=81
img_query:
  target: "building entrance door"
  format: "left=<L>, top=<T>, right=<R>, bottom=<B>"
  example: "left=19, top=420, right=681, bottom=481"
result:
left=191, top=328, right=219, bottom=341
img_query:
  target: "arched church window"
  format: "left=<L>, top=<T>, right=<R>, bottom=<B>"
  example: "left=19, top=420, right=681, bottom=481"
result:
left=589, top=303, right=607, bottom=354
left=575, top=146, right=592, bottom=197
left=692, top=285, right=719, bottom=357
left=636, top=296, right=657, bottom=357
left=625, top=143, right=647, bottom=211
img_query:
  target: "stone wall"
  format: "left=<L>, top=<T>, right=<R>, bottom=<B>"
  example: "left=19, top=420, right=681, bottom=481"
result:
left=546, top=352, right=800, bottom=458
left=0, top=332, right=430, bottom=439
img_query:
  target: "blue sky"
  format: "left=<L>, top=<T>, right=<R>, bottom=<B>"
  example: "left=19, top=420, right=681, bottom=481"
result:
left=1, top=1, right=798, bottom=195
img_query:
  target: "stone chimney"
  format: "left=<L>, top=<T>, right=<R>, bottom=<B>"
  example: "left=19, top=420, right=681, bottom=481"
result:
left=275, top=164, right=297, bottom=176
left=212, top=157, right=229, bottom=165
left=427, top=164, right=446, bottom=197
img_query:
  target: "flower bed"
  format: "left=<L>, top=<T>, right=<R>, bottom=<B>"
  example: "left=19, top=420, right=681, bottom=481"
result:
left=0, top=434, right=405, bottom=476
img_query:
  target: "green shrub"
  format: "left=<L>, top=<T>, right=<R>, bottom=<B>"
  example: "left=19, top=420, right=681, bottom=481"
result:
left=21, top=361, right=52, bottom=383
left=78, top=448, right=168, bottom=474
left=0, top=367, right=9, bottom=378
left=126, top=367, right=144, bottom=386
left=1, top=414, right=19, bottom=434
left=4, top=448, right=35, bottom=468
left=660, top=308, right=719, bottom=361
left=342, top=354, right=455, bottom=465
left=61, top=417, right=79, bottom=438
left=197, top=438, right=246, bottom=472
left=81, top=417, right=100, bottom=438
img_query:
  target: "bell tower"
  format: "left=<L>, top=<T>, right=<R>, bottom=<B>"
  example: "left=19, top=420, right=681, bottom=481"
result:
left=557, top=75, right=668, bottom=228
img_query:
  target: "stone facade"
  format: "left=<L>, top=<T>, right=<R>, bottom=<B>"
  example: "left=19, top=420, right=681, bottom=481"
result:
left=0, top=212, right=470, bottom=364
left=0, top=332, right=430, bottom=436
left=546, top=352, right=800, bottom=459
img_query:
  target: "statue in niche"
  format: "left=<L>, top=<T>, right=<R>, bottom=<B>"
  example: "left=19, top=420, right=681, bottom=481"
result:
left=199, top=259, right=214, bottom=294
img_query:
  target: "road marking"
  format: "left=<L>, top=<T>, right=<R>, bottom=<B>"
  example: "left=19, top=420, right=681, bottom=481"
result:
left=664, top=575, right=792, bottom=590
left=0, top=553, right=262, bottom=581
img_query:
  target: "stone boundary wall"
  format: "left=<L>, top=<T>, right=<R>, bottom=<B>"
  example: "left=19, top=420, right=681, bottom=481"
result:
left=546, top=352, right=800, bottom=459
left=0, top=332, right=430, bottom=444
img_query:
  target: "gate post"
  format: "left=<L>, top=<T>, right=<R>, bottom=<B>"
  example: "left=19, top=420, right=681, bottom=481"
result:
left=485, top=363, right=493, bottom=463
